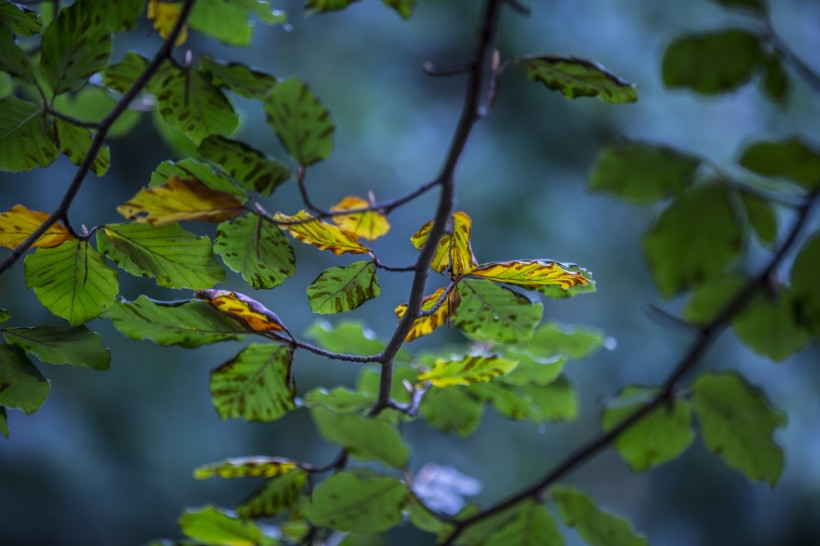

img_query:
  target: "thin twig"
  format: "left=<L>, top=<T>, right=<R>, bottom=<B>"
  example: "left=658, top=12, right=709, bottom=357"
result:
left=417, top=279, right=460, bottom=317
left=44, top=105, right=101, bottom=129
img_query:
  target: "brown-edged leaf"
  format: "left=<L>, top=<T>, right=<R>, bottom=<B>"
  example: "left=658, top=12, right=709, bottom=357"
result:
left=411, top=211, right=477, bottom=276
left=195, top=289, right=288, bottom=334
left=0, top=205, right=74, bottom=249
left=469, top=260, right=589, bottom=291
left=418, top=355, right=518, bottom=388
left=118, top=176, right=244, bottom=225
left=275, top=210, right=369, bottom=255
left=194, top=457, right=299, bottom=479
left=395, top=287, right=459, bottom=342
left=331, top=196, right=390, bottom=241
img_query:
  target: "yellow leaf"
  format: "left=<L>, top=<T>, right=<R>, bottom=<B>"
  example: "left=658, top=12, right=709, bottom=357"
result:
left=194, top=457, right=298, bottom=480
left=275, top=210, right=370, bottom=255
left=418, top=355, right=518, bottom=388
left=118, top=177, right=244, bottom=225
left=147, top=0, right=188, bottom=46
left=195, top=289, right=288, bottom=334
left=0, top=205, right=74, bottom=249
left=469, top=260, right=589, bottom=290
left=395, top=287, right=460, bottom=342
left=410, top=211, right=477, bottom=276
left=330, top=196, right=390, bottom=241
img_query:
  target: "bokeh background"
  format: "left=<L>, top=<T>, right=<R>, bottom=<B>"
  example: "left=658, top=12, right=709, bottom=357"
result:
left=2, top=0, right=820, bottom=544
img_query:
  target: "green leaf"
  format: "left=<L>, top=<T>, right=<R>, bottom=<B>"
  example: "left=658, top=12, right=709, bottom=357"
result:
left=521, top=376, right=578, bottom=422
left=305, top=0, right=359, bottom=14
left=307, top=261, right=380, bottom=314
left=453, top=504, right=523, bottom=546
left=739, top=189, right=778, bottom=245
left=588, top=141, right=700, bottom=204
left=682, top=274, right=746, bottom=325
left=419, top=386, right=483, bottom=437
left=712, top=0, right=766, bottom=14
left=307, top=471, right=408, bottom=533
left=537, top=264, right=597, bottom=299
left=732, top=288, right=812, bottom=361
left=499, top=352, right=564, bottom=387
left=52, top=86, right=140, bottom=138
left=662, top=29, right=764, bottom=94
left=405, top=494, right=454, bottom=535
left=0, top=23, right=35, bottom=82
left=150, top=158, right=247, bottom=199
left=39, top=0, right=112, bottom=95
left=92, top=0, right=145, bottom=32
left=516, top=56, right=638, bottom=104
left=189, top=0, right=285, bottom=47
left=211, top=344, right=295, bottom=422
left=382, top=0, right=416, bottom=19
left=643, top=184, right=744, bottom=297
left=0, top=344, right=49, bottom=414
left=0, top=72, right=13, bottom=98
left=237, top=468, right=308, bottom=519
left=102, top=51, right=148, bottom=94
left=0, top=2, right=43, bottom=35
left=97, top=222, right=224, bottom=290
left=311, top=406, right=409, bottom=469
left=179, top=505, right=275, bottom=546
left=760, top=54, right=789, bottom=103
left=0, top=307, right=9, bottom=324
left=602, top=386, right=694, bottom=472
left=419, top=355, right=518, bottom=388
left=453, top=279, right=542, bottom=343
left=199, top=136, right=290, bottom=196
left=214, top=215, right=294, bottom=290
left=468, top=382, right=538, bottom=421
left=791, top=233, right=820, bottom=334
left=0, top=96, right=59, bottom=172
left=357, top=365, right=417, bottom=406
left=516, top=322, right=607, bottom=360
left=693, top=372, right=786, bottom=486
left=25, top=241, right=118, bottom=325
left=552, top=487, right=647, bottom=546
left=194, top=456, right=299, bottom=479
left=3, top=325, right=110, bottom=370
left=304, top=386, right=375, bottom=413
left=0, top=406, right=7, bottom=438
left=305, top=320, right=385, bottom=356
left=106, top=296, right=246, bottom=347
left=739, top=137, right=820, bottom=190
left=264, top=79, right=334, bottom=166
left=485, top=501, right=564, bottom=546
left=199, top=56, right=277, bottom=99
left=52, top=118, right=110, bottom=176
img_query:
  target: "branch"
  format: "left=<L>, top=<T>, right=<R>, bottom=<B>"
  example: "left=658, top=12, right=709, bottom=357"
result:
left=0, top=0, right=196, bottom=277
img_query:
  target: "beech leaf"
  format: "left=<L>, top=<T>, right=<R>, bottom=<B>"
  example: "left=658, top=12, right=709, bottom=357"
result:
left=194, top=457, right=298, bottom=480
left=331, top=196, right=390, bottom=241
left=469, top=260, right=589, bottom=291
left=3, top=325, right=110, bottom=370
left=237, top=468, right=308, bottom=519
left=179, top=505, right=275, bottom=546
left=791, top=234, right=820, bottom=334
left=484, top=501, right=564, bottom=546
left=198, top=136, right=290, bottom=196
left=552, top=487, right=647, bottom=546
left=395, top=286, right=460, bottom=342
left=453, top=279, right=542, bottom=343
left=52, top=118, right=110, bottom=176
left=199, top=56, right=278, bottom=99
left=0, top=205, right=74, bottom=249
left=307, top=261, right=380, bottom=314
left=0, top=97, right=59, bottom=172
left=739, top=137, right=820, bottom=190
left=418, top=355, right=518, bottom=388
left=214, top=214, right=295, bottom=289
left=0, top=344, right=50, bottom=415
left=516, top=55, right=638, bottom=104
left=276, top=210, right=370, bottom=255
left=411, top=211, right=478, bottom=276
left=195, top=289, right=288, bottom=334
left=419, top=386, right=484, bottom=437
left=264, top=78, right=334, bottom=166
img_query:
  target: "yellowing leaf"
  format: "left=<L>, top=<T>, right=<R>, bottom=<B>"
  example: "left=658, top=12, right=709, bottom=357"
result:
left=469, top=260, right=589, bottom=290
left=395, top=287, right=459, bottom=342
left=118, top=176, right=244, bottom=225
left=418, top=355, right=518, bottom=388
left=147, top=0, right=188, bottom=46
left=194, top=457, right=298, bottom=480
left=0, top=205, right=74, bottom=249
left=330, top=196, right=390, bottom=241
left=275, top=210, right=369, bottom=255
left=195, top=289, right=288, bottom=334
left=411, top=211, right=477, bottom=276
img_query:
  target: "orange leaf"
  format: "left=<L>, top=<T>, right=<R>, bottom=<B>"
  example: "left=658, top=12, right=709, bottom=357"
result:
left=147, top=0, right=188, bottom=46
left=330, top=196, right=390, bottom=241
left=0, top=205, right=74, bottom=249
left=195, top=289, right=288, bottom=334
left=395, top=287, right=460, bottom=342
left=117, top=177, right=244, bottom=225
left=410, top=211, right=477, bottom=276
left=469, top=260, right=588, bottom=290
left=275, top=210, right=370, bottom=255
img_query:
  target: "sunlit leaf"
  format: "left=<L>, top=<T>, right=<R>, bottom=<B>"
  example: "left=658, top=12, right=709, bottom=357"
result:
left=469, top=260, right=589, bottom=291
left=521, top=376, right=578, bottom=423
left=307, top=261, right=380, bottom=314
left=331, top=196, right=390, bottom=241
left=264, top=78, right=334, bottom=166
left=0, top=1, right=43, bottom=35
left=311, top=406, right=409, bottom=469
left=739, top=189, right=777, bottom=246
left=304, top=386, right=375, bottom=414
left=552, top=487, right=647, bottom=546
left=195, top=289, right=288, bottom=334
left=693, top=372, right=786, bottom=486
left=52, top=118, right=110, bottom=176
left=0, top=205, right=73, bottom=249
left=98, top=223, right=224, bottom=289
left=453, top=279, right=542, bottom=343
left=211, top=344, right=295, bottom=422
left=515, top=322, right=607, bottom=360
left=485, top=501, right=563, bottom=546
left=150, top=158, right=247, bottom=200
left=0, top=344, right=50, bottom=415
left=275, top=210, right=370, bottom=255
left=199, top=56, right=277, bottom=99
left=739, top=137, right=820, bottom=190
left=537, top=264, right=597, bottom=299
left=179, top=505, right=275, bottom=546
left=517, top=55, right=638, bottom=103
left=237, top=468, right=308, bottom=519
left=395, top=286, right=459, bottom=342
left=307, top=470, right=408, bottom=533
left=0, top=97, right=59, bottom=172
left=118, top=176, right=244, bottom=225
left=791, top=233, right=820, bottom=334
left=25, top=241, right=118, bottom=325
left=199, top=136, right=290, bottom=196
left=194, top=457, right=298, bottom=480
left=419, top=386, right=483, bottom=437
left=147, top=0, right=187, bottom=46
left=189, top=0, right=286, bottom=47
left=214, top=215, right=294, bottom=290
left=732, top=288, right=812, bottom=361
left=3, top=325, right=110, bottom=370
left=411, top=211, right=477, bottom=276
left=419, top=355, right=517, bottom=388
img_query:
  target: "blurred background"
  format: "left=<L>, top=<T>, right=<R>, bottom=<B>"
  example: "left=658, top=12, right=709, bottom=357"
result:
left=2, top=0, right=820, bottom=544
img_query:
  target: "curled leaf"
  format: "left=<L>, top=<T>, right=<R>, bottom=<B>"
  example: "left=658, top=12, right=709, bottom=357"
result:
left=395, top=287, right=460, bottom=342
left=195, top=289, right=288, bottom=334
left=418, top=355, right=518, bottom=388
left=411, top=211, right=477, bottom=276
left=194, top=457, right=298, bottom=479
left=0, top=205, right=74, bottom=249
left=469, top=260, right=588, bottom=290
left=515, top=55, right=638, bottom=104
left=331, top=196, right=390, bottom=241
left=147, top=0, right=188, bottom=45
left=275, top=210, right=370, bottom=255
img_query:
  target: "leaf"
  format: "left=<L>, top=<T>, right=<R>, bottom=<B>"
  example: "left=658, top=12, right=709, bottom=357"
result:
left=515, top=55, right=638, bottom=104
left=3, top=325, right=110, bottom=370
left=331, top=196, right=390, bottom=241
left=304, top=386, right=375, bottom=414
left=453, top=504, right=524, bottom=546
left=147, top=0, right=187, bottom=46
left=0, top=406, right=7, bottom=438
left=537, top=264, right=597, bottom=299
left=405, top=495, right=455, bottom=535
left=588, top=141, right=700, bottom=204
left=467, top=382, right=537, bottom=421
left=498, top=352, right=564, bottom=387
left=739, top=189, right=778, bottom=245
left=307, top=471, right=408, bottom=533
left=0, top=205, right=73, bottom=249
left=237, top=468, right=308, bottom=519
left=516, top=322, right=607, bottom=360
left=739, top=137, right=820, bottom=190
left=662, top=29, right=764, bottom=94
left=0, top=344, right=50, bottom=415
left=52, top=118, right=110, bottom=176
left=210, top=344, right=295, bottom=422
left=0, top=308, right=9, bottom=324
left=105, top=296, right=246, bottom=348
left=692, top=372, right=786, bottom=486
left=602, top=386, right=694, bottom=472
left=307, top=261, right=380, bottom=314
left=199, top=56, right=277, bottom=99
left=643, top=184, right=744, bottom=297
left=118, top=176, right=244, bottom=225
left=357, top=366, right=418, bottom=406
left=304, top=0, right=359, bottom=15
left=552, top=487, right=647, bottom=546
left=275, top=210, right=370, bottom=255
left=382, top=0, right=416, bottom=18
left=195, top=289, right=288, bottom=334
left=485, top=501, right=564, bottom=546
left=189, top=0, right=285, bottom=47
left=24, top=241, right=118, bottom=325
left=732, top=288, right=812, bottom=361
left=521, top=376, right=578, bottom=422
left=395, top=287, right=459, bottom=342
left=214, top=215, right=295, bottom=289
left=179, top=505, right=275, bottom=546
left=713, top=0, right=766, bottom=14
left=791, top=233, right=820, bottom=334
left=453, top=279, right=542, bottom=343
left=98, top=223, right=224, bottom=289
left=194, top=457, right=298, bottom=479
left=0, top=23, right=35, bottom=82
left=53, top=86, right=141, bottom=137
left=0, top=2, right=43, bottom=36
left=411, top=211, right=478, bottom=276
left=0, top=96, right=59, bottom=172
left=419, top=386, right=483, bottom=437
left=311, top=406, right=409, bottom=469
left=39, top=0, right=112, bottom=94
left=418, top=355, right=518, bottom=388
left=264, top=78, right=334, bottom=166
left=92, top=0, right=146, bottom=32
left=469, top=260, right=589, bottom=291
left=306, top=320, right=385, bottom=356
left=199, top=136, right=290, bottom=196
left=101, top=51, right=148, bottom=94
left=760, top=54, right=789, bottom=103
left=150, top=158, right=247, bottom=199
left=681, top=274, right=745, bottom=326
